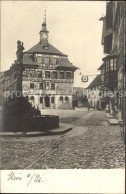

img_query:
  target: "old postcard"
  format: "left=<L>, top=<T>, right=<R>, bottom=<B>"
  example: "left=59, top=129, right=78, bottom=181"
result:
left=0, top=1, right=125, bottom=193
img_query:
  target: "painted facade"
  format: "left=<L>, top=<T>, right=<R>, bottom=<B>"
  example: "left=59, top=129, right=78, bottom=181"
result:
left=0, top=12, right=77, bottom=110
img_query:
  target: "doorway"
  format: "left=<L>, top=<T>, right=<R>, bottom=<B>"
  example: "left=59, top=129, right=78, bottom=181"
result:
left=45, top=96, right=50, bottom=107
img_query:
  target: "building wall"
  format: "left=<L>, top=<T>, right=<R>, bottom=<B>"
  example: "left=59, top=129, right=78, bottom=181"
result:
left=22, top=79, right=73, bottom=109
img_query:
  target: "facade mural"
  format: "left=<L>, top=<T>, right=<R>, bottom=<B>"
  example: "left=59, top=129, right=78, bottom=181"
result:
left=0, top=12, right=77, bottom=110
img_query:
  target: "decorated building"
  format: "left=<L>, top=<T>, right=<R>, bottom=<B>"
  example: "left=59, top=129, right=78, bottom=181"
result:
left=86, top=1, right=125, bottom=118
left=0, top=12, right=77, bottom=110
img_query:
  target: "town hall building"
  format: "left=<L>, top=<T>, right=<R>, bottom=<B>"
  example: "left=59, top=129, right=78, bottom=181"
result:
left=0, top=12, right=77, bottom=110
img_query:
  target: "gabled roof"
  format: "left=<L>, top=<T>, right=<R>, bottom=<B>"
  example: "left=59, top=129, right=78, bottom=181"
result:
left=23, top=53, right=34, bottom=65
left=22, top=42, right=77, bottom=69
left=58, top=57, right=77, bottom=69
left=87, top=75, right=101, bottom=89
left=97, top=63, right=105, bottom=70
left=22, top=53, right=77, bottom=69
left=26, top=40, right=67, bottom=56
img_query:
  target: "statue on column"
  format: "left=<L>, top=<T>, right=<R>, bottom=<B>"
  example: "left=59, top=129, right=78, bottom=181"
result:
left=16, top=40, right=24, bottom=64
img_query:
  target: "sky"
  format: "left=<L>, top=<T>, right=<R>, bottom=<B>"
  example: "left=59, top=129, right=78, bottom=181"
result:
left=1, top=1, right=106, bottom=88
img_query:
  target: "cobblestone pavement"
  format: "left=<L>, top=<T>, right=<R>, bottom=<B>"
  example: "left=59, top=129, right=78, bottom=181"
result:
left=0, top=110, right=125, bottom=169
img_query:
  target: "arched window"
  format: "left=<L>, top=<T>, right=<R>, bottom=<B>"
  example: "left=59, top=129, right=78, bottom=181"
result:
left=65, top=96, right=68, bottom=101
left=30, top=96, right=34, bottom=101
left=60, top=96, right=63, bottom=101
left=51, top=96, right=55, bottom=104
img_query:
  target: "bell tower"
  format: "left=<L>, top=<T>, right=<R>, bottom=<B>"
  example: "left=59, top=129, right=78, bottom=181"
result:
left=39, top=10, right=49, bottom=43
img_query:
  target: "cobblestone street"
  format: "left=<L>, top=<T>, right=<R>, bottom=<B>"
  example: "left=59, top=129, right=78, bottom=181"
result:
left=0, top=109, right=125, bottom=169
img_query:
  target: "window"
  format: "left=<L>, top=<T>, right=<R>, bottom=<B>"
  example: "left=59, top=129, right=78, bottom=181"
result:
left=51, top=96, right=55, bottom=104
left=110, top=59, right=114, bottom=70
left=45, top=82, right=50, bottom=89
left=106, top=61, right=109, bottom=72
left=30, top=83, right=34, bottom=89
left=65, top=96, right=68, bottom=101
left=40, top=97, right=43, bottom=104
left=60, top=96, right=63, bottom=101
left=53, top=72, right=57, bottom=78
left=37, top=57, right=43, bottom=64
left=44, top=57, right=50, bottom=65
left=114, top=59, right=117, bottom=70
left=52, top=58, right=57, bottom=65
left=60, top=72, right=64, bottom=79
left=38, top=71, right=42, bottom=78
left=39, top=83, right=44, bottom=89
left=45, top=71, right=50, bottom=78
left=109, top=58, right=117, bottom=71
left=30, top=96, right=34, bottom=100
left=29, top=71, right=35, bottom=77
left=67, top=72, right=71, bottom=79
left=23, top=71, right=27, bottom=77
left=51, top=83, right=55, bottom=90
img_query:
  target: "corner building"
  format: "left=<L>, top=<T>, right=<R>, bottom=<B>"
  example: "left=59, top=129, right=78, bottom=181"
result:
left=1, top=13, right=77, bottom=110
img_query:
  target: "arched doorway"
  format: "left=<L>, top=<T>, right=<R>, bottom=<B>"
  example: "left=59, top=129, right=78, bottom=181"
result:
left=45, top=96, right=50, bottom=107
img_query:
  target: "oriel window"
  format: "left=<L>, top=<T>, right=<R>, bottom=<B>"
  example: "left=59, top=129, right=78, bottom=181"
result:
left=114, top=58, right=117, bottom=70
left=106, top=61, right=109, bottom=72
left=110, top=59, right=114, bottom=70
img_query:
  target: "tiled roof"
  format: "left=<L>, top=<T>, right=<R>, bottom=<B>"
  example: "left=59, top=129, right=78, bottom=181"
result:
left=87, top=75, right=101, bottom=89
left=23, top=41, right=77, bottom=69
left=97, top=63, right=105, bottom=70
left=58, top=57, right=77, bottom=69
left=26, top=41, right=67, bottom=56
left=23, top=53, right=34, bottom=65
